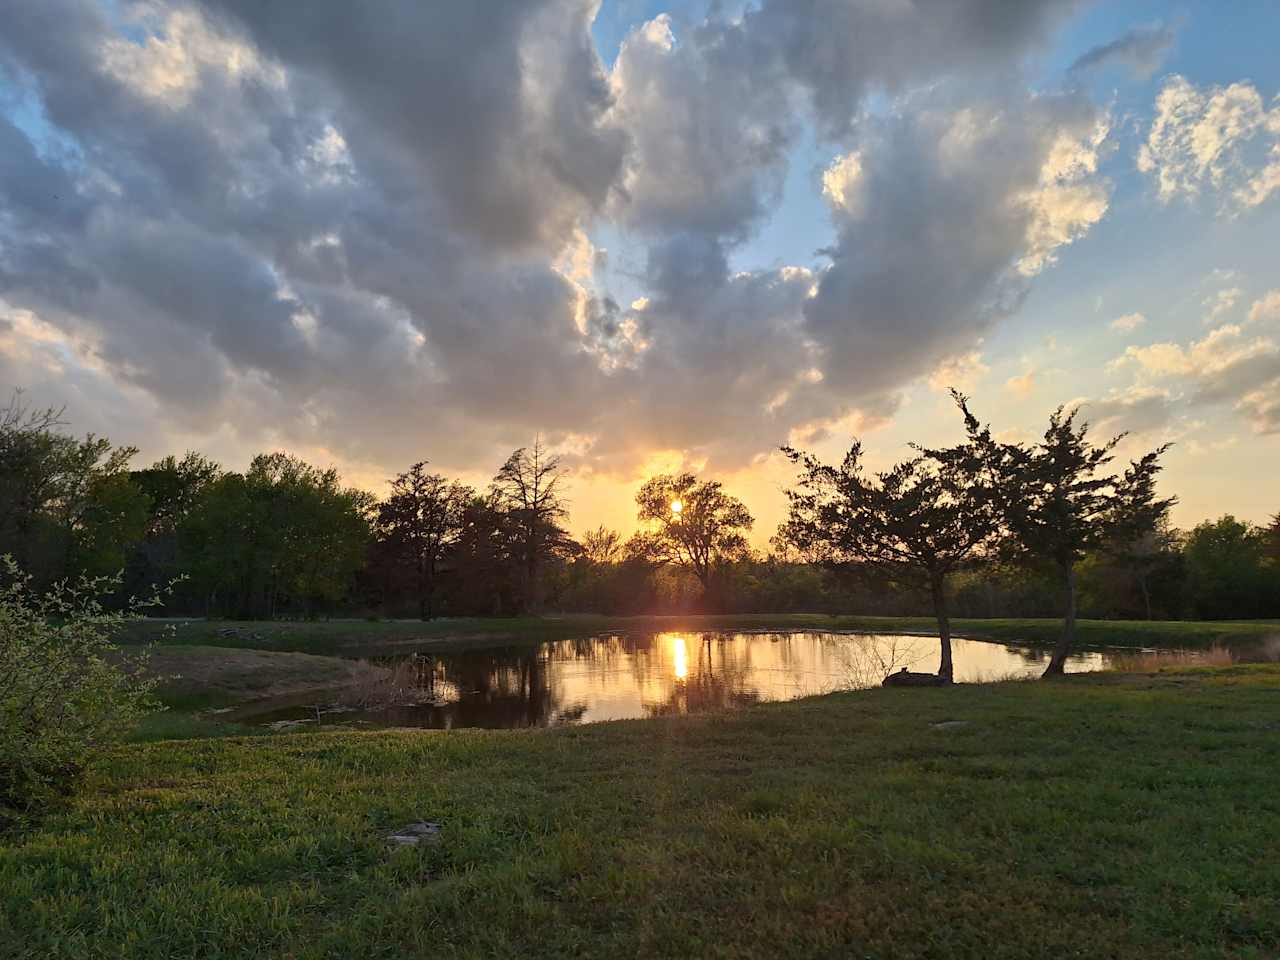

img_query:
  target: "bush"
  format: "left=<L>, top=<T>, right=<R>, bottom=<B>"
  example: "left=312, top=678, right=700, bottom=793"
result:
left=0, top=556, right=161, bottom=827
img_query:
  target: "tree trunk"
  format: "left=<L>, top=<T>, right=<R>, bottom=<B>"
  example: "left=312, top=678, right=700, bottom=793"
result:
left=1138, top=570, right=1152, bottom=621
left=417, top=561, right=429, bottom=620
left=931, top=572, right=954, bottom=684
left=1043, top=562, right=1077, bottom=677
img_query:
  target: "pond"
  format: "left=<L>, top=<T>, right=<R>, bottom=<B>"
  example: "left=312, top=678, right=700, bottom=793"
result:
left=232, top=630, right=1120, bottom=731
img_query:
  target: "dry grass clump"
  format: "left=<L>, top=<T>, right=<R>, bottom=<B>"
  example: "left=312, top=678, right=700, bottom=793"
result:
left=1108, top=644, right=1235, bottom=673
left=341, top=656, right=439, bottom=709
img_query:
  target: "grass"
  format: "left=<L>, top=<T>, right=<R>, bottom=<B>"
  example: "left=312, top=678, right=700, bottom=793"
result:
left=1108, top=644, right=1238, bottom=673
left=139, top=645, right=388, bottom=710
left=3, top=666, right=1279, bottom=958
left=120, top=613, right=1280, bottom=656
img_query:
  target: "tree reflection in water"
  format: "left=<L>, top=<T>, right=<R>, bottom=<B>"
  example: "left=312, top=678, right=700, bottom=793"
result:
left=239, top=631, right=1112, bottom=730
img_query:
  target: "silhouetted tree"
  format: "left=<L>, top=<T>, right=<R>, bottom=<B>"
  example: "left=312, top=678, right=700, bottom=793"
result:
left=376, top=462, right=472, bottom=619
left=635, top=473, right=753, bottom=598
left=957, top=398, right=1172, bottom=676
left=780, top=416, right=999, bottom=683
left=451, top=492, right=521, bottom=614
left=580, top=525, right=623, bottom=565
left=1103, top=447, right=1177, bottom=620
left=491, top=439, right=571, bottom=613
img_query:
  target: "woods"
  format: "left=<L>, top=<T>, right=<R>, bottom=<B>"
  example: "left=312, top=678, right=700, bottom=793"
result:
left=1, top=390, right=1277, bottom=628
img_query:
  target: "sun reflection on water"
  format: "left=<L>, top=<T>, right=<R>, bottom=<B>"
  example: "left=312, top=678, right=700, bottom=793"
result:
left=671, top=634, right=688, bottom=681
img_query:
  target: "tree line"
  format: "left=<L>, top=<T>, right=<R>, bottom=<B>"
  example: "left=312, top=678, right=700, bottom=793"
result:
left=2, top=391, right=1277, bottom=653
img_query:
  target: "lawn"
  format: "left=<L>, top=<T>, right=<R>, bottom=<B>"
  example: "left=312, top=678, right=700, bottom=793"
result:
left=3, top=665, right=1278, bottom=958
left=119, top=613, right=1280, bottom=656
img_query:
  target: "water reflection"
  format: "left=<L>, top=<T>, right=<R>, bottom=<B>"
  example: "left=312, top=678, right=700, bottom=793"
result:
left=236, top=630, right=1117, bottom=731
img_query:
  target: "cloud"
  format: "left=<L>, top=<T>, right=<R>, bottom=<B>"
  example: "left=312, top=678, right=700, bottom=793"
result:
left=1248, top=289, right=1280, bottom=326
left=0, top=0, right=1106, bottom=487
left=1111, top=293, right=1280, bottom=433
left=802, top=89, right=1109, bottom=416
left=1138, top=75, right=1280, bottom=212
left=1110, top=312, right=1146, bottom=333
left=927, top=351, right=989, bottom=393
left=1069, top=23, right=1174, bottom=80
left=1080, top=385, right=1174, bottom=437
left=1202, top=286, right=1242, bottom=324
left=1006, top=370, right=1037, bottom=398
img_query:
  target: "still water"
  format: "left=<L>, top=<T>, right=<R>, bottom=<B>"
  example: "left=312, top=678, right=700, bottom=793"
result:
left=235, top=631, right=1116, bottom=731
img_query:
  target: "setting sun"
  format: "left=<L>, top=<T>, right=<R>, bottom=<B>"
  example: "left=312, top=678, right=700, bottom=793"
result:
left=671, top=499, right=683, bottom=515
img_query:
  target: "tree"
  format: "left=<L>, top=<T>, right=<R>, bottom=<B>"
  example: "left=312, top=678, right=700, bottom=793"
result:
left=0, top=394, right=67, bottom=569
left=0, top=392, right=149, bottom=585
left=1102, top=447, right=1177, bottom=620
left=132, top=453, right=221, bottom=539
left=780, top=426, right=998, bottom=683
left=451, top=492, right=522, bottom=615
left=580, top=525, right=623, bottom=565
left=376, top=462, right=472, bottom=619
left=182, top=453, right=373, bottom=618
left=491, top=440, right=571, bottom=613
left=1182, top=516, right=1274, bottom=619
left=956, top=398, right=1171, bottom=676
left=1266, top=513, right=1280, bottom=567
left=634, top=473, right=753, bottom=596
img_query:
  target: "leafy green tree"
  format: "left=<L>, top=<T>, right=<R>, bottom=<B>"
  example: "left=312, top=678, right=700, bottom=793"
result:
left=780, top=425, right=998, bottom=683
left=128, top=453, right=222, bottom=605
left=635, top=473, right=753, bottom=597
left=376, top=462, right=472, bottom=619
left=1182, top=516, right=1274, bottom=619
left=181, top=453, right=372, bottom=618
left=0, top=395, right=67, bottom=570
left=491, top=440, right=572, bottom=613
left=1266, top=513, right=1280, bottom=567
left=0, top=392, right=149, bottom=584
left=132, top=453, right=221, bottom=539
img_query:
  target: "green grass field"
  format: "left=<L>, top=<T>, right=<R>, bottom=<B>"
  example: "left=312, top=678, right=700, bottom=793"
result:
left=121, top=613, right=1280, bottom=656
left=4, top=665, right=1278, bottom=959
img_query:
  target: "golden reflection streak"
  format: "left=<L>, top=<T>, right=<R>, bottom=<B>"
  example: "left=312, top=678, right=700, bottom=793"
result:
left=670, top=634, right=688, bottom=681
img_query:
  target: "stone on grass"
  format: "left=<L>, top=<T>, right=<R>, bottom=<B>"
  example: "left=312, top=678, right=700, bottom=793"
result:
left=387, top=821, right=442, bottom=846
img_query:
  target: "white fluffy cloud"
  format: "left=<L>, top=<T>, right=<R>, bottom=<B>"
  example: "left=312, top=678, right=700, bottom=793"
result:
left=1138, top=75, right=1280, bottom=212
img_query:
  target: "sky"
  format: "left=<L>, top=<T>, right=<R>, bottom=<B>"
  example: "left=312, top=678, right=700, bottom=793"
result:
left=1, top=0, right=1278, bottom=546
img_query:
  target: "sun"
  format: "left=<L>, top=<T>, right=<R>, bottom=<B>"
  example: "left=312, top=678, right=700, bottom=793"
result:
left=670, top=499, right=683, bottom=515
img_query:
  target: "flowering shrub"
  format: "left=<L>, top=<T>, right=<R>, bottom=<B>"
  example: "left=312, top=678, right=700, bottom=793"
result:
left=0, top=557, right=160, bottom=827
